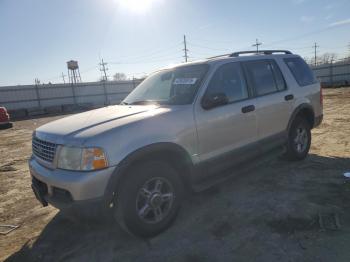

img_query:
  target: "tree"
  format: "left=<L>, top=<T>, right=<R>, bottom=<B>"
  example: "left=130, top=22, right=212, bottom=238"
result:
left=113, top=72, right=127, bottom=81
left=319, top=53, right=337, bottom=65
left=303, top=56, right=311, bottom=65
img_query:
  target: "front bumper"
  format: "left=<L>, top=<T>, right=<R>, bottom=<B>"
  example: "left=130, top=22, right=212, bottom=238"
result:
left=29, top=156, right=115, bottom=210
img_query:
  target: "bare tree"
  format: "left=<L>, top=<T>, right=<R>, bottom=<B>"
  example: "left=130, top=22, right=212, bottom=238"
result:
left=320, top=53, right=338, bottom=65
left=113, top=72, right=127, bottom=81
left=303, top=56, right=311, bottom=66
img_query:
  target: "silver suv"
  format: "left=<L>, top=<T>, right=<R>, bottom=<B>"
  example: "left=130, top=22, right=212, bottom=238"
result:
left=29, top=50, right=323, bottom=237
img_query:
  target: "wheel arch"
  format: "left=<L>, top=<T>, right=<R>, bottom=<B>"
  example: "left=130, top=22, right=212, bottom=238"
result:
left=287, top=103, right=315, bottom=132
left=104, top=142, right=195, bottom=203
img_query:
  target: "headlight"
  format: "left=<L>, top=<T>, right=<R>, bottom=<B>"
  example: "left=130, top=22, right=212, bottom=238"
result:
left=57, top=146, right=108, bottom=171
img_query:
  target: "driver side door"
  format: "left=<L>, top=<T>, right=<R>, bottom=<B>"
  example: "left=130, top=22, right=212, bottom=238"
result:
left=194, top=62, right=258, bottom=177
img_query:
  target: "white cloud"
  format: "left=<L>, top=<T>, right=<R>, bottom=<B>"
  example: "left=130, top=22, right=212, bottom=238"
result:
left=329, top=18, right=350, bottom=27
left=300, top=16, right=314, bottom=23
left=325, top=14, right=333, bottom=21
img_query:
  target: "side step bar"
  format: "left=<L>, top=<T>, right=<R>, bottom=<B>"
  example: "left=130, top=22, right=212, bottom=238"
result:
left=192, top=146, right=285, bottom=192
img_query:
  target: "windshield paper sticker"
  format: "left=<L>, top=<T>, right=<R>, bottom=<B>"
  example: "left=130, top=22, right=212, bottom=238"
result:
left=173, top=78, right=197, bottom=85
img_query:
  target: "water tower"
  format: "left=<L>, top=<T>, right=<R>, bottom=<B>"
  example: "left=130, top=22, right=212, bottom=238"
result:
left=67, top=60, right=82, bottom=84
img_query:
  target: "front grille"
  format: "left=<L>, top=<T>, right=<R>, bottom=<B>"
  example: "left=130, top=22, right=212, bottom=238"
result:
left=32, top=136, right=57, bottom=163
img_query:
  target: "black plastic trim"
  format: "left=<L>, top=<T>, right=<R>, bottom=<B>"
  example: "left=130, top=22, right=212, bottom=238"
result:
left=287, top=104, right=315, bottom=131
left=104, top=142, right=195, bottom=202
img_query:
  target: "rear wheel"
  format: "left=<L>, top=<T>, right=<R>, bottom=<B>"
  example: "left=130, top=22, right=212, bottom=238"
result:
left=115, top=161, right=184, bottom=237
left=286, top=116, right=311, bottom=160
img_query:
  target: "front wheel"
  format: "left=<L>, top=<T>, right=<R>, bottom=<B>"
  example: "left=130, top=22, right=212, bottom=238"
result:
left=285, top=116, right=311, bottom=160
left=115, top=161, right=184, bottom=237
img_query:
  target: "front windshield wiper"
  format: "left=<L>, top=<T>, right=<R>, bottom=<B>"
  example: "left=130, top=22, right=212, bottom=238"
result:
left=129, top=100, right=160, bottom=105
left=120, top=101, right=129, bottom=105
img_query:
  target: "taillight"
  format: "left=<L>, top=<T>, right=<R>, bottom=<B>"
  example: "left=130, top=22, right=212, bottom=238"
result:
left=320, top=87, right=323, bottom=107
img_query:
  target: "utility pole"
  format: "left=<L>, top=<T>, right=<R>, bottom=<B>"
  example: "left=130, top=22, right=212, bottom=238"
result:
left=61, top=72, right=66, bottom=84
left=99, top=58, right=108, bottom=81
left=132, top=75, right=136, bottom=89
left=313, top=42, right=319, bottom=67
left=183, top=35, right=189, bottom=62
left=252, top=39, right=262, bottom=53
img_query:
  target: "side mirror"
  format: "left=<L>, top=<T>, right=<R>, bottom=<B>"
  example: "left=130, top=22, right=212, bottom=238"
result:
left=202, top=92, right=229, bottom=110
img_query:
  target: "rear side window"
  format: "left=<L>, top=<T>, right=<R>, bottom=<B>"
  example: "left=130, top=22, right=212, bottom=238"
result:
left=206, top=62, right=248, bottom=103
left=284, top=57, right=316, bottom=86
left=244, top=60, right=286, bottom=96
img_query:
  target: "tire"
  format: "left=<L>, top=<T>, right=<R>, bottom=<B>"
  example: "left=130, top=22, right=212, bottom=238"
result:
left=0, top=122, right=12, bottom=130
left=116, top=161, right=184, bottom=237
left=285, top=116, right=311, bottom=160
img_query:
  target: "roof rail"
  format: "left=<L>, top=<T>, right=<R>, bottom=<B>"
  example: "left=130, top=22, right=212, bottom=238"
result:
left=230, top=50, right=292, bottom=57
left=207, top=53, right=231, bottom=59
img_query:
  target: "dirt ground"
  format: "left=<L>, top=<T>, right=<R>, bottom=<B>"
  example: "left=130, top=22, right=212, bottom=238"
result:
left=1, top=88, right=350, bottom=262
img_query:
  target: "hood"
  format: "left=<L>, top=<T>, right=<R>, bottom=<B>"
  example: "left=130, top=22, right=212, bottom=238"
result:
left=35, top=105, right=162, bottom=144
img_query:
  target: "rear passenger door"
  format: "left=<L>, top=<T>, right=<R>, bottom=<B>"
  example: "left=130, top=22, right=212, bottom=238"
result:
left=243, top=59, right=292, bottom=151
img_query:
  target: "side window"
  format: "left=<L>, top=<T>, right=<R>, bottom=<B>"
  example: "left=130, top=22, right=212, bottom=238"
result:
left=244, top=60, right=285, bottom=96
left=205, top=62, right=248, bottom=103
left=284, top=57, right=316, bottom=86
left=270, top=62, right=286, bottom=91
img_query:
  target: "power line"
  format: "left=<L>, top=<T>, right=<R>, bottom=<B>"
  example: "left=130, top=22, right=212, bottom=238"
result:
left=263, top=22, right=350, bottom=48
left=80, top=66, right=99, bottom=74
left=189, top=50, right=216, bottom=57
left=109, top=54, right=182, bottom=65
left=189, top=36, right=236, bottom=45
left=187, top=41, right=230, bottom=51
left=105, top=42, right=183, bottom=62
left=288, top=46, right=314, bottom=50
left=108, top=51, right=181, bottom=65
left=183, top=35, right=189, bottom=62
left=252, top=38, right=262, bottom=52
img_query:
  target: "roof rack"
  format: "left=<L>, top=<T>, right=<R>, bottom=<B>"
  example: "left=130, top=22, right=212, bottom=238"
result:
left=230, top=50, right=292, bottom=57
left=207, top=54, right=232, bottom=59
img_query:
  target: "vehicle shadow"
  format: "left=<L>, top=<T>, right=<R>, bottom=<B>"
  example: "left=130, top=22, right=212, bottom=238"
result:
left=5, top=154, right=350, bottom=262
left=5, top=214, right=148, bottom=262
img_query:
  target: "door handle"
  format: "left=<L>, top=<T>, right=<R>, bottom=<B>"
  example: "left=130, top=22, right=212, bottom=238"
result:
left=284, top=94, right=294, bottom=101
left=241, top=105, right=255, bottom=113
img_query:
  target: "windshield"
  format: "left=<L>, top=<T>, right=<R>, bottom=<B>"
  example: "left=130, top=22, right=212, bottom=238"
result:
left=122, top=64, right=209, bottom=105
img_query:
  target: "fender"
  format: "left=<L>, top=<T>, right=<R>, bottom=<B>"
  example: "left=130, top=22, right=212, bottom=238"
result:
left=286, top=103, right=315, bottom=132
left=104, top=142, right=194, bottom=203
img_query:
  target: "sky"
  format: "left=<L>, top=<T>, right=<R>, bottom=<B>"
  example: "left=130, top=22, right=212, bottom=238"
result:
left=0, top=0, right=350, bottom=86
